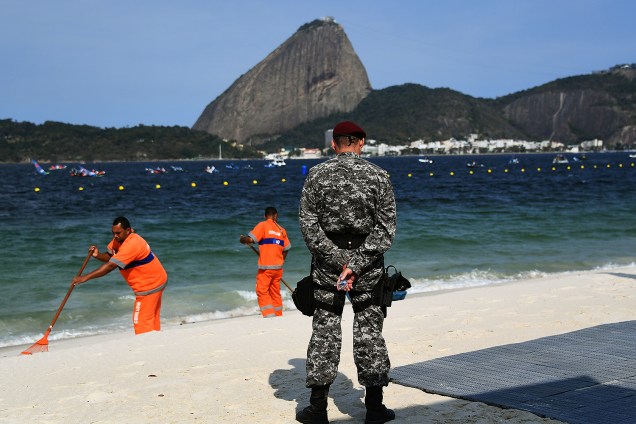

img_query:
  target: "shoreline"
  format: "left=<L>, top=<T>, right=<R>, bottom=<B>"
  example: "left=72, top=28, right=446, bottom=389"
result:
left=1, top=262, right=626, bottom=351
left=2, top=265, right=635, bottom=423
left=2, top=261, right=633, bottom=351
left=1, top=150, right=630, bottom=165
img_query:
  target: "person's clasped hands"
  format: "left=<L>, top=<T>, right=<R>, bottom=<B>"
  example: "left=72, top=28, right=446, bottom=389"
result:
left=336, top=265, right=355, bottom=291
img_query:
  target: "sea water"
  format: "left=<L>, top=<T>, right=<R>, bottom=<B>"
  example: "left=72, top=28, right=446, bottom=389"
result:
left=1, top=153, right=635, bottom=347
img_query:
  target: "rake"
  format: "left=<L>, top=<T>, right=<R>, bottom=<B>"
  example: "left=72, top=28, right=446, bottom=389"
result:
left=21, top=248, right=94, bottom=355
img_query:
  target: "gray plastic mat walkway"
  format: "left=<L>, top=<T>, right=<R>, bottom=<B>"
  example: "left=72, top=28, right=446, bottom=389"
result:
left=390, top=321, right=636, bottom=424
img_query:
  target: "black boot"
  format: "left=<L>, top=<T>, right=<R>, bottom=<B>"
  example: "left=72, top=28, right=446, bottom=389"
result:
left=296, top=385, right=329, bottom=424
left=364, top=386, right=395, bottom=424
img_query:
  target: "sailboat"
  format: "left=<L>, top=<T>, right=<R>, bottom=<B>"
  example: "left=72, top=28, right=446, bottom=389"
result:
left=31, top=159, right=49, bottom=175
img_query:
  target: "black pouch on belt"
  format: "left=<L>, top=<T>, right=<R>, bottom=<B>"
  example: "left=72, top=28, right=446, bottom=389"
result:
left=292, top=274, right=316, bottom=316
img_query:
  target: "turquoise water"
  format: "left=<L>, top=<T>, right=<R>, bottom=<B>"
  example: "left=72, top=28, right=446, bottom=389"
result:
left=1, top=153, right=635, bottom=347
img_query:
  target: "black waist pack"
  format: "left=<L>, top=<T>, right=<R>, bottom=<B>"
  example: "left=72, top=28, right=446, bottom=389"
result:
left=354, top=264, right=412, bottom=317
left=386, top=265, right=412, bottom=302
left=373, top=265, right=412, bottom=316
left=292, top=275, right=315, bottom=316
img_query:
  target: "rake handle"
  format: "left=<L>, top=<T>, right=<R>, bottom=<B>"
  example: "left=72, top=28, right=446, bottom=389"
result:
left=244, top=240, right=293, bottom=293
left=45, top=247, right=95, bottom=333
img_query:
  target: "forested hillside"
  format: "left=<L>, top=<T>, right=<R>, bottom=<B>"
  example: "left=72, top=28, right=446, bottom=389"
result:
left=0, top=120, right=261, bottom=162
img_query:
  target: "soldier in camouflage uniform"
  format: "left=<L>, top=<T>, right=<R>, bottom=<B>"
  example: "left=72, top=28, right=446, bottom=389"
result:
left=296, top=121, right=397, bottom=424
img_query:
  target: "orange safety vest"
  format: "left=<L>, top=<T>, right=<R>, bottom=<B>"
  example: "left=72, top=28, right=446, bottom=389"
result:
left=248, top=219, right=291, bottom=269
left=108, top=233, right=168, bottom=295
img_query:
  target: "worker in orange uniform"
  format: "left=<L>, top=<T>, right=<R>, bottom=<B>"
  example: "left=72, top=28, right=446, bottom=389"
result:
left=73, top=216, right=168, bottom=334
left=240, top=207, right=291, bottom=317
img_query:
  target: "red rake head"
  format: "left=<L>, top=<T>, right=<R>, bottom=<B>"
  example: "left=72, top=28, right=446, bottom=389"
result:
left=21, top=336, right=49, bottom=355
left=21, top=250, right=93, bottom=356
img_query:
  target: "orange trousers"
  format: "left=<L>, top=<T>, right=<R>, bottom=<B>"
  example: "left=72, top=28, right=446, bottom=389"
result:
left=256, top=269, right=283, bottom=318
left=133, top=290, right=163, bottom=334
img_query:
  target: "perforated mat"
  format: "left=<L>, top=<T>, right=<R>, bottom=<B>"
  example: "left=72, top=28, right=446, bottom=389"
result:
left=390, top=321, right=636, bottom=424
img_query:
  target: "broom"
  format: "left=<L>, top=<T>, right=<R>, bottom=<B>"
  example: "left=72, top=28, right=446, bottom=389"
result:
left=242, top=237, right=293, bottom=293
left=21, top=247, right=95, bottom=355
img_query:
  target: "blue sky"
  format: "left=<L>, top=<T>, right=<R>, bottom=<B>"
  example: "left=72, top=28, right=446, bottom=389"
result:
left=1, top=0, right=634, bottom=129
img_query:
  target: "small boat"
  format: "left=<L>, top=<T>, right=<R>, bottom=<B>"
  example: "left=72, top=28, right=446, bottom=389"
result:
left=70, top=166, right=102, bottom=177
left=145, top=167, right=167, bottom=174
left=225, top=163, right=240, bottom=170
left=418, top=157, right=434, bottom=164
left=170, top=166, right=185, bottom=172
left=552, top=154, right=569, bottom=164
left=629, top=153, right=636, bottom=159
left=466, top=161, right=484, bottom=168
left=48, top=164, right=68, bottom=170
left=265, top=156, right=286, bottom=167
left=508, top=157, right=520, bottom=165
left=204, top=165, right=218, bottom=174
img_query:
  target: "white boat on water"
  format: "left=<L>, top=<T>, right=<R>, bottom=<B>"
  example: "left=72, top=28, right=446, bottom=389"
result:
left=418, top=157, right=434, bottom=164
left=265, top=155, right=286, bottom=167
left=466, top=161, right=484, bottom=168
left=552, top=154, right=569, bottom=164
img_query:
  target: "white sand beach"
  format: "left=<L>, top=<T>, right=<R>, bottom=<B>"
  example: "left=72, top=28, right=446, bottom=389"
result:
left=2, top=266, right=635, bottom=423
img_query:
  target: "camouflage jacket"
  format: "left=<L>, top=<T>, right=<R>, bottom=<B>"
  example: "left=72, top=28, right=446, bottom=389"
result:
left=299, top=152, right=397, bottom=291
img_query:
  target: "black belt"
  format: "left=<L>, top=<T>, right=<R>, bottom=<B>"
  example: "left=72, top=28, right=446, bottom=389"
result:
left=325, top=232, right=369, bottom=250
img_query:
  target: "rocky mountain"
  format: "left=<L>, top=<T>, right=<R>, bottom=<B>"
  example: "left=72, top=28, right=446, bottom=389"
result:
left=192, top=17, right=371, bottom=145
left=496, top=66, right=636, bottom=148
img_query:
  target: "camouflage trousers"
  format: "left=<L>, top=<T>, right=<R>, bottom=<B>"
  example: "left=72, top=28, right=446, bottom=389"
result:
left=305, top=302, right=390, bottom=388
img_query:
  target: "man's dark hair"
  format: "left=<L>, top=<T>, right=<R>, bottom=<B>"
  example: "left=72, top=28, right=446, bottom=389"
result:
left=265, top=207, right=277, bottom=217
left=113, top=216, right=131, bottom=229
left=334, top=135, right=359, bottom=147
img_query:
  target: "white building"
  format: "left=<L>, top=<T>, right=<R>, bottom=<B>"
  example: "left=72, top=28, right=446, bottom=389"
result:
left=296, top=148, right=322, bottom=159
left=324, top=129, right=333, bottom=148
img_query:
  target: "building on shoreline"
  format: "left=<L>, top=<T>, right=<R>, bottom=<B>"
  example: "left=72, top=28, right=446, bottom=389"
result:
left=285, top=131, right=605, bottom=159
left=360, top=136, right=604, bottom=157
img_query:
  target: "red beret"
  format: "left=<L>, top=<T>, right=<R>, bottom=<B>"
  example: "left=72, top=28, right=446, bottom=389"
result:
left=333, top=121, right=366, bottom=139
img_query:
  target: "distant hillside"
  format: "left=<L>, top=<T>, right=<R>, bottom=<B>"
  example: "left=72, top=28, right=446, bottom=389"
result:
left=263, top=65, right=636, bottom=151
left=0, top=120, right=260, bottom=163
left=268, top=84, right=526, bottom=150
